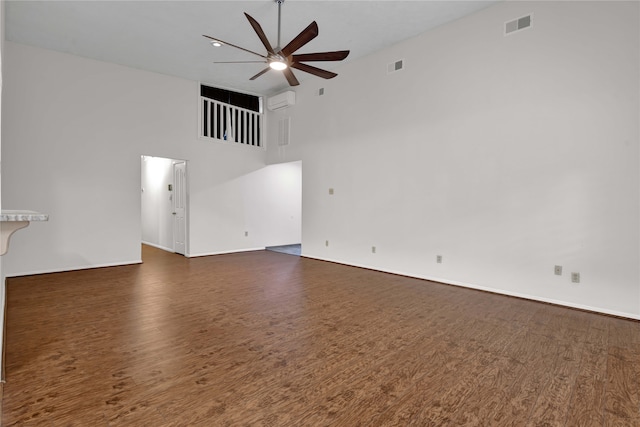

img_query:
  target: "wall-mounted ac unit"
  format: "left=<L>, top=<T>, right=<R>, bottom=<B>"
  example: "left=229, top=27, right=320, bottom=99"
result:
left=267, top=91, right=296, bottom=111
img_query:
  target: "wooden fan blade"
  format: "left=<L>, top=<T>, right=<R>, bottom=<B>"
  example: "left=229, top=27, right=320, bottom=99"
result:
left=282, top=68, right=300, bottom=86
left=292, top=51, right=350, bottom=62
left=203, top=35, right=267, bottom=59
left=250, top=67, right=271, bottom=81
left=244, top=13, right=276, bottom=54
left=291, top=62, right=337, bottom=80
left=280, top=21, right=319, bottom=57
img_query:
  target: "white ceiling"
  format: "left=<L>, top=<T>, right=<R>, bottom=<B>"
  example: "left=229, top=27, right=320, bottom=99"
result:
left=5, top=0, right=498, bottom=95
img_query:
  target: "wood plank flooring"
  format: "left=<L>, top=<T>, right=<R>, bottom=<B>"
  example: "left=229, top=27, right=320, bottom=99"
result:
left=2, top=245, right=639, bottom=426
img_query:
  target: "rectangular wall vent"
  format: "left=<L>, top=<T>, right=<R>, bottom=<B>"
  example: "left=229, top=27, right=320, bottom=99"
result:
left=278, top=117, right=291, bottom=146
left=387, top=59, right=404, bottom=74
left=505, top=14, right=532, bottom=35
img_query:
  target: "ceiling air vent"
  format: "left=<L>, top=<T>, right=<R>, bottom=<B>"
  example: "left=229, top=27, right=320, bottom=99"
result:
left=387, top=59, right=404, bottom=74
left=505, top=14, right=532, bottom=35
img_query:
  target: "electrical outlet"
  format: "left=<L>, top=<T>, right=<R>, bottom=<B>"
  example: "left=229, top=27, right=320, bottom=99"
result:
left=372, top=246, right=376, bottom=254
left=325, top=240, right=329, bottom=247
left=437, top=255, right=442, bottom=264
left=571, top=272, right=580, bottom=283
left=328, top=188, right=334, bottom=195
left=244, top=231, right=248, bottom=237
left=554, top=265, right=562, bottom=275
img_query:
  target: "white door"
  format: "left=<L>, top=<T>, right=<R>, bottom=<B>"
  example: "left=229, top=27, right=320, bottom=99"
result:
left=173, top=161, right=187, bottom=255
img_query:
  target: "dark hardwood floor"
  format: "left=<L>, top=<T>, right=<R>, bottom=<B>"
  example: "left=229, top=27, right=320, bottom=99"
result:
left=2, top=245, right=639, bottom=426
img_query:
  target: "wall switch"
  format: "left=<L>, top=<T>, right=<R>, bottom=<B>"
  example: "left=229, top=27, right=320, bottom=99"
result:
left=325, top=240, right=329, bottom=247
left=372, top=246, right=376, bottom=254
left=571, top=272, right=580, bottom=283
left=436, top=255, right=442, bottom=263
left=328, top=188, right=334, bottom=195
left=554, top=265, right=562, bottom=275
left=245, top=231, right=248, bottom=237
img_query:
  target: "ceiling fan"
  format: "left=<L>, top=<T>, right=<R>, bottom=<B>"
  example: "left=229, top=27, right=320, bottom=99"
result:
left=203, top=0, right=349, bottom=87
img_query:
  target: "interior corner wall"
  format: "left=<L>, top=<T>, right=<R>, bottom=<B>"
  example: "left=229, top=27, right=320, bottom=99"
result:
left=266, top=1, right=640, bottom=318
left=1, top=41, right=272, bottom=276
left=246, top=161, right=302, bottom=247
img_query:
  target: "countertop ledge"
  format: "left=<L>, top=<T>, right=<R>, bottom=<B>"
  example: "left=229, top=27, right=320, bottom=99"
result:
left=1, top=210, right=49, bottom=222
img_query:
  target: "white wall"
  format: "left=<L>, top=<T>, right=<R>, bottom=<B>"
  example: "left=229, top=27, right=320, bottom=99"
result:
left=249, top=161, right=302, bottom=247
left=186, top=159, right=301, bottom=257
left=267, top=1, right=640, bottom=318
left=1, top=42, right=276, bottom=275
left=141, top=156, right=175, bottom=251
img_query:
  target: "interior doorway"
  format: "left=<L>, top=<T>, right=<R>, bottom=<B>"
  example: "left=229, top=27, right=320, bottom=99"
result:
left=141, top=156, right=188, bottom=255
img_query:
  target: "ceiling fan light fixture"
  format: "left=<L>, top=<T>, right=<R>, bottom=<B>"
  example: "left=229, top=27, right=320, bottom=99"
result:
left=269, top=60, right=288, bottom=71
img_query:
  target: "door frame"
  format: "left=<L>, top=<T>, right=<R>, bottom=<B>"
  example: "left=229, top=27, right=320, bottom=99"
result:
left=140, top=155, right=189, bottom=256
left=172, top=160, right=188, bottom=255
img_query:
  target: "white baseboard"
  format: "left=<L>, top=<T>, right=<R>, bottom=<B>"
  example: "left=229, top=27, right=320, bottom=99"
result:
left=4, top=260, right=143, bottom=278
left=301, top=254, right=640, bottom=321
left=6, top=251, right=637, bottom=320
